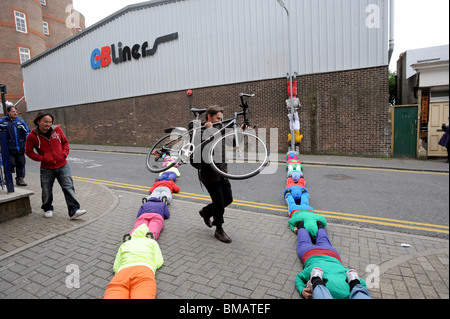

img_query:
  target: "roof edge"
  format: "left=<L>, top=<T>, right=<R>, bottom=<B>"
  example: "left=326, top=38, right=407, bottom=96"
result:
left=21, top=0, right=182, bottom=68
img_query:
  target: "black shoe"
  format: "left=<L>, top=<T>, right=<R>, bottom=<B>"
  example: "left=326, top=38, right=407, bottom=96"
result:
left=161, top=196, right=168, bottom=204
left=123, top=233, right=132, bottom=242
left=297, top=220, right=305, bottom=229
left=215, top=228, right=232, bottom=243
left=16, top=178, right=27, bottom=186
left=146, top=232, right=155, bottom=239
left=317, top=221, right=325, bottom=229
left=199, top=209, right=212, bottom=228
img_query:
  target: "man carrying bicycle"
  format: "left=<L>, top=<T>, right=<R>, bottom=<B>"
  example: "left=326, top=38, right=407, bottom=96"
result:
left=198, top=105, right=236, bottom=243
left=146, top=94, right=267, bottom=243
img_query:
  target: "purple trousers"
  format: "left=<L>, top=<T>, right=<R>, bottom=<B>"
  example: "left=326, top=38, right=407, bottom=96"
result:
left=297, top=227, right=340, bottom=262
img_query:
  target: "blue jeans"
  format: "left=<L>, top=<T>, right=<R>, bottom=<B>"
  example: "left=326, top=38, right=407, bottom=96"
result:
left=40, top=164, right=80, bottom=216
left=313, top=284, right=371, bottom=299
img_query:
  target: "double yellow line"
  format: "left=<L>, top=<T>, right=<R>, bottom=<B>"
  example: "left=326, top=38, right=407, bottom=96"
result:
left=74, top=176, right=149, bottom=192
left=73, top=176, right=449, bottom=235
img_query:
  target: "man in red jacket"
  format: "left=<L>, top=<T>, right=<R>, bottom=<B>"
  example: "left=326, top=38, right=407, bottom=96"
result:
left=25, top=112, right=86, bottom=219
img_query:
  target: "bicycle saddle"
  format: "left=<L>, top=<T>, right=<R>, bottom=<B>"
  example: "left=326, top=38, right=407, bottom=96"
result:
left=190, top=108, right=207, bottom=115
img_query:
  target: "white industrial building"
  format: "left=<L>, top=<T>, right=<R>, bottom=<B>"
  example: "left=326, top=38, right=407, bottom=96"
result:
left=20, top=0, right=394, bottom=156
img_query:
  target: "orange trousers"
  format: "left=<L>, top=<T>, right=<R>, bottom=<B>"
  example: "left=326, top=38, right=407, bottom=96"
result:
left=104, top=265, right=156, bottom=299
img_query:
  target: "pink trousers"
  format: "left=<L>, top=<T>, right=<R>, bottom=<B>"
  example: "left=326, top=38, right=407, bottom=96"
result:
left=130, top=213, right=165, bottom=240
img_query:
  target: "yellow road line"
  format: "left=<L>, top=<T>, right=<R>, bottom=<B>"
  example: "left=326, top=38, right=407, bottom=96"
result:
left=72, top=149, right=448, bottom=176
left=74, top=176, right=148, bottom=191
left=73, top=176, right=449, bottom=234
left=316, top=209, right=449, bottom=229
left=305, top=164, right=449, bottom=176
left=319, top=214, right=449, bottom=234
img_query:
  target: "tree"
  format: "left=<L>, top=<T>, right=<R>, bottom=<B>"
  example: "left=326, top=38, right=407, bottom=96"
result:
left=389, top=70, right=397, bottom=106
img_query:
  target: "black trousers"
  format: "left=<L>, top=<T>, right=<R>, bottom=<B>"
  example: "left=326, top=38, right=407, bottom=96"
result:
left=201, top=178, right=233, bottom=228
left=9, top=152, right=26, bottom=180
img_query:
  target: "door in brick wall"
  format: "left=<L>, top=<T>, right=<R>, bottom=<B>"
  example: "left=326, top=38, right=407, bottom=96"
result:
left=393, top=105, right=418, bottom=158
left=428, top=101, right=449, bottom=157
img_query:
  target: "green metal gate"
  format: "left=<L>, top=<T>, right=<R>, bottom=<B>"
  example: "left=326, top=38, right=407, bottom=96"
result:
left=393, top=105, right=418, bottom=158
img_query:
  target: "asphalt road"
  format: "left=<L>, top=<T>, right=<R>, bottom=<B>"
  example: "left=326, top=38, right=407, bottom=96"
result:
left=24, top=149, right=449, bottom=239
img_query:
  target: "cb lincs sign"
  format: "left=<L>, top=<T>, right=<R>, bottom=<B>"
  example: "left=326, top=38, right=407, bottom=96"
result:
left=90, top=32, right=179, bottom=70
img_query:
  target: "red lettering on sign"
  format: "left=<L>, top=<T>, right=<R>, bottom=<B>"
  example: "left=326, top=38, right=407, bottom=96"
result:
left=96, top=46, right=111, bottom=67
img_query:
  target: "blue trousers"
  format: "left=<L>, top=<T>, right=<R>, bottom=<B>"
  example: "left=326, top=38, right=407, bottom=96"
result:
left=40, top=164, right=80, bottom=216
left=286, top=192, right=314, bottom=215
left=313, top=284, right=371, bottom=299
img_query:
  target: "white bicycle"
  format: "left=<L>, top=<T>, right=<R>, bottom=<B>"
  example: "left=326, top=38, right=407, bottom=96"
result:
left=146, top=93, right=270, bottom=180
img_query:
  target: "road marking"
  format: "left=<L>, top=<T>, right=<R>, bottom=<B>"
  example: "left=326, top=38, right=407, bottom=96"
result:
left=71, top=149, right=449, bottom=176
left=73, top=176, right=449, bottom=235
left=304, top=164, right=449, bottom=176
left=85, top=163, right=103, bottom=169
left=67, top=157, right=102, bottom=169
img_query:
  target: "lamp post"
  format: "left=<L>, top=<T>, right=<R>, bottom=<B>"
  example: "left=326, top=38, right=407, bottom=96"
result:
left=276, top=0, right=296, bottom=151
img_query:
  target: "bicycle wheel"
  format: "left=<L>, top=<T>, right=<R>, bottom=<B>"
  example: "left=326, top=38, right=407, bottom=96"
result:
left=208, top=131, right=270, bottom=180
left=146, top=131, right=188, bottom=173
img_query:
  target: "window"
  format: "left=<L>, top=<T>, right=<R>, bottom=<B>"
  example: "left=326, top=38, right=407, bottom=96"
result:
left=40, top=0, right=47, bottom=6
left=43, top=21, right=50, bottom=35
left=14, top=10, right=27, bottom=33
left=19, top=47, right=31, bottom=64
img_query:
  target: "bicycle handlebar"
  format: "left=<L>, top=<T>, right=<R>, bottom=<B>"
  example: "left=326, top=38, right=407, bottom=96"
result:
left=189, top=93, right=255, bottom=129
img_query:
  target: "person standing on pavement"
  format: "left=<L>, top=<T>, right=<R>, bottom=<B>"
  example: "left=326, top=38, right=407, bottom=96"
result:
left=438, top=120, right=449, bottom=163
left=25, top=111, right=86, bottom=219
left=0, top=105, right=30, bottom=186
left=198, top=105, right=234, bottom=243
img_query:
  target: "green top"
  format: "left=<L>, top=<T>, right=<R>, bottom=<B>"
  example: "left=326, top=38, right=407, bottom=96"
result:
left=296, top=255, right=367, bottom=299
left=288, top=210, right=328, bottom=238
left=113, top=223, right=164, bottom=274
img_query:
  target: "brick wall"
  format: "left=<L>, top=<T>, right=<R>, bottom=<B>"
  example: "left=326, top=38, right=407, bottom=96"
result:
left=298, top=66, right=391, bottom=156
left=23, top=66, right=391, bottom=157
left=42, top=0, right=84, bottom=48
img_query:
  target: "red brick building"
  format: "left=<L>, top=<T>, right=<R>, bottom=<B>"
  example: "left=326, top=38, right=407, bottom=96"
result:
left=0, top=0, right=85, bottom=114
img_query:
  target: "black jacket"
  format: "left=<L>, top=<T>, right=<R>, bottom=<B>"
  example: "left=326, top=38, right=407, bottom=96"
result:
left=199, top=125, right=228, bottom=182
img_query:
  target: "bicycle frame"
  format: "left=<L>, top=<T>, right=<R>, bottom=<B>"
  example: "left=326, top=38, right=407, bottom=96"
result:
left=179, top=93, right=253, bottom=164
left=147, top=93, right=269, bottom=178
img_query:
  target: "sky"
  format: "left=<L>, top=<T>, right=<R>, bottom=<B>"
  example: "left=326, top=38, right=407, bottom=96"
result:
left=72, top=0, right=449, bottom=72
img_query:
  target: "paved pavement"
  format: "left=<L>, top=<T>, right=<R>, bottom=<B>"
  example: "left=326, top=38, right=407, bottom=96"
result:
left=0, top=145, right=448, bottom=300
